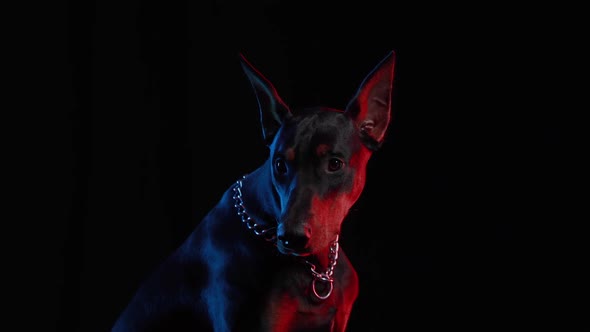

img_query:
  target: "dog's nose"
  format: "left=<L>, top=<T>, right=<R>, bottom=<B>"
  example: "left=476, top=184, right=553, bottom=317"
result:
left=278, top=225, right=311, bottom=252
left=278, top=233, right=310, bottom=251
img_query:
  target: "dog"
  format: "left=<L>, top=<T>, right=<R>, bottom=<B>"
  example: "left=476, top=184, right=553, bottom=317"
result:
left=112, top=50, right=396, bottom=332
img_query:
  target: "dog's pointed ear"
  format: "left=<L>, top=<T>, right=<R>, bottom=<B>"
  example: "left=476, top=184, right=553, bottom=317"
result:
left=239, top=53, right=292, bottom=146
left=345, top=51, right=396, bottom=151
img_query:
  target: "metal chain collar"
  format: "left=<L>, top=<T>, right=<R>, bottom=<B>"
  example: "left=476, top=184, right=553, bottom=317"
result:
left=232, top=175, right=339, bottom=300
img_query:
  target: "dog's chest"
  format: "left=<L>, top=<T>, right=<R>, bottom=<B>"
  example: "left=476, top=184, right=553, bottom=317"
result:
left=256, top=266, right=340, bottom=331
left=261, top=297, right=337, bottom=331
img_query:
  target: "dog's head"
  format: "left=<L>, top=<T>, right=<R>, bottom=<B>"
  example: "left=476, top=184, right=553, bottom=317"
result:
left=240, top=52, right=395, bottom=258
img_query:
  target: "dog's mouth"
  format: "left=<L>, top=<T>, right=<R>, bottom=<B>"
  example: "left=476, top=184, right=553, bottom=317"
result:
left=276, top=242, right=312, bottom=257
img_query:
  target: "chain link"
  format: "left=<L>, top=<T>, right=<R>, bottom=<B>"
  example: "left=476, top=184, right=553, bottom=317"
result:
left=233, top=176, right=277, bottom=242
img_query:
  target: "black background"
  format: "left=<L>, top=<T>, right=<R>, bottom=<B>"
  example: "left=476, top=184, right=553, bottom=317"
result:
left=13, top=1, right=570, bottom=331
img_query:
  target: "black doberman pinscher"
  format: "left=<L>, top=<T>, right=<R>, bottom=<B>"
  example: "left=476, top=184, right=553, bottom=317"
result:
left=112, top=51, right=395, bottom=332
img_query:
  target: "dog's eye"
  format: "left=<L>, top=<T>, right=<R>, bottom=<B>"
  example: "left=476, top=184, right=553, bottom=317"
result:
left=327, top=158, right=344, bottom=172
left=274, top=158, right=288, bottom=175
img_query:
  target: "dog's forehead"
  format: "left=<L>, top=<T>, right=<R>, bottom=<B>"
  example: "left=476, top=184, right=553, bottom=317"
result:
left=275, top=108, right=358, bottom=157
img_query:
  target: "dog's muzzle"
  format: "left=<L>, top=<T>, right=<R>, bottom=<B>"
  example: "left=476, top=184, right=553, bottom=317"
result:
left=276, top=223, right=312, bottom=255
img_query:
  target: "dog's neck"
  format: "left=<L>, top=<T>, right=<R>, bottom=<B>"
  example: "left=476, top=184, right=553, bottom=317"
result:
left=232, top=173, right=277, bottom=244
left=237, top=164, right=280, bottom=231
